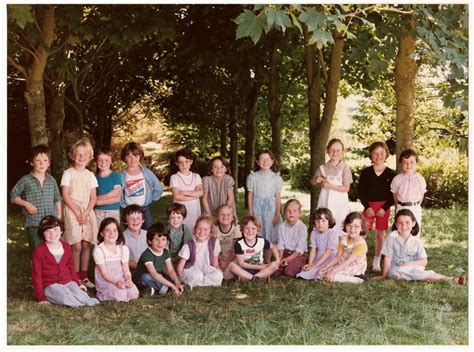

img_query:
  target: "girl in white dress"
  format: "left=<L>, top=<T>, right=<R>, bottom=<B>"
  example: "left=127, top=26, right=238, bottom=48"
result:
left=170, top=149, right=203, bottom=230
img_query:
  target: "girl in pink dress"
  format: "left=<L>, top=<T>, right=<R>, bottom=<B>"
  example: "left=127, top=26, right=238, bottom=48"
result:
left=93, top=217, right=139, bottom=302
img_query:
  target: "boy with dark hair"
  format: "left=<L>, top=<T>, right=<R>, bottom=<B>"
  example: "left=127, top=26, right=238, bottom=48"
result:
left=11, top=145, right=62, bottom=253
left=122, top=204, right=148, bottom=270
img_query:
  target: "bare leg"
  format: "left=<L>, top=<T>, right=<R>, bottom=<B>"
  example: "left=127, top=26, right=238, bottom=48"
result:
left=254, top=262, right=279, bottom=279
left=80, top=240, right=91, bottom=272
left=424, top=272, right=450, bottom=281
left=227, top=262, right=253, bottom=281
left=375, top=230, right=386, bottom=257
left=71, top=242, right=82, bottom=272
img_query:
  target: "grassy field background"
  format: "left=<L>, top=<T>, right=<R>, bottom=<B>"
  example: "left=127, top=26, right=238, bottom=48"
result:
left=6, top=190, right=468, bottom=345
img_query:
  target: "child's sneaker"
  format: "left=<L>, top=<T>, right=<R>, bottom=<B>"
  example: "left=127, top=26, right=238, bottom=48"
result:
left=183, top=283, right=193, bottom=291
left=143, top=287, right=155, bottom=296
left=81, top=278, right=95, bottom=289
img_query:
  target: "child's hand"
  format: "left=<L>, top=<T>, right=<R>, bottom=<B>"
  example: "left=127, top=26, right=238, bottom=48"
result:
left=79, top=284, right=87, bottom=291
left=322, top=181, right=332, bottom=190
left=302, top=264, right=311, bottom=271
left=324, top=270, right=336, bottom=282
left=272, top=213, right=281, bottom=225
left=39, top=300, right=51, bottom=305
left=116, top=281, right=126, bottom=289
left=124, top=277, right=133, bottom=288
left=171, top=284, right=183, bottom=295
left=24, top=202, right=38, bottom=215
left=375, top=208, right=385, bottom=217
left=281, top=258, right=289, bottom=267
left=365, top=207, right=375, bottom=217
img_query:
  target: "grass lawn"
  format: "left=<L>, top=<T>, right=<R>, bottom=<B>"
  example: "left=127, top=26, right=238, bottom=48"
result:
left=6, top=191, right=468, bottom=345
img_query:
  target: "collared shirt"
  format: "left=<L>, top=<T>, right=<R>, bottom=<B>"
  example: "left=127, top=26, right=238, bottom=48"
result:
left=381, top=230, right=427, bottom=265
left=276, top=219, right=308, bottom=254
left=10, top=172, right=61, bottom=227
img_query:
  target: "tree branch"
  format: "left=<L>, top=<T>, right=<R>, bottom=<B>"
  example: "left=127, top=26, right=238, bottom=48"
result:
left=7, top=56, right=27, bottom=77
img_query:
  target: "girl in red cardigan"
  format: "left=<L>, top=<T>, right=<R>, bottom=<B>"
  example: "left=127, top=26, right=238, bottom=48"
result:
left=32, top=216, right=99, bottom=307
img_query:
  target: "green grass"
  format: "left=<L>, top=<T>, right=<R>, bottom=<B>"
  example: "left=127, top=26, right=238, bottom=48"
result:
left=6, top=192, right=468, bottom=345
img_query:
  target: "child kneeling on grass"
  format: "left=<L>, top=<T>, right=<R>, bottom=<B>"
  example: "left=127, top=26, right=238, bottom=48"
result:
left=375, top=209, right=466, bottom=285
left=317, top=212, right=368, bottom=284
left=32, top=216, right=99, bottom=307
left=177, top=215, right=223, bottom=289
left=227, top=216, right=280, bottom=281
left=133, top=223, right=185, bottom=296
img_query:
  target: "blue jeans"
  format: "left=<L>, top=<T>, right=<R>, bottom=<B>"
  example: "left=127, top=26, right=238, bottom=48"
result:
left=141, top=206, right=153, bottom=230
left=140, top=273, right=169, bottom=295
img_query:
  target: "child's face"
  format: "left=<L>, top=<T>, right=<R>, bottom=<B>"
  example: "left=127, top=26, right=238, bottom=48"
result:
left=168, top=212, right=184, bottom=229
left=126, top=212, right=144, bottom=233
left=149, top=235, right=168, bottom=252
left=256, top=153, right=274, bottom=171
left=31, top=153, right=50, bottom=175
left=400, top=156, right=417, bottom=174
left=217, top=207, right=234, bottom=227
left=194, top=221, right=211, bottom=243
left=176, top=156, right=193, bottom=173
left=125, top=152, right=141, bottom=168
left=43, top=226, right=62, bottom=244
left=242, top=221, right=259, bottom=240
left=285, top=202, right=301, bottom=225
left=74, top=146, right=91, bottom=168
left=327, top=142, right=344, bottom=161
left=97, top=153, right=112, bottom=173
left=314, top=215, right=330, bottom=233
left=101, top=222, right=119, bottom=245
left=395, top=215, right=416, bottom=236
left=370, top=147, right=387, bottom=166
left=211, top=159, right=227, bottom=178
left=345, top=218, right=362, bottom=239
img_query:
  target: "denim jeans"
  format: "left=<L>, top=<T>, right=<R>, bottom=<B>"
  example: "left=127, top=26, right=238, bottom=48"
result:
left=140, top=273, right=169, bottom=294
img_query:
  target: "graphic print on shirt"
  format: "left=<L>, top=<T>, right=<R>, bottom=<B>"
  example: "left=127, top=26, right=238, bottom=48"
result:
left=126, top=178, right=145, bottom=197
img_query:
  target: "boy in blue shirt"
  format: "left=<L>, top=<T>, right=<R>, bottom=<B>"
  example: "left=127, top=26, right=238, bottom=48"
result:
left=10, top=145, right=62, bottom=253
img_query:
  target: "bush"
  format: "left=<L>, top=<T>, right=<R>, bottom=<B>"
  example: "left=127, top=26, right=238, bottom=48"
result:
left=288, top=157, right=312, bottom=192
left=418, top=157, right=468, bottom=208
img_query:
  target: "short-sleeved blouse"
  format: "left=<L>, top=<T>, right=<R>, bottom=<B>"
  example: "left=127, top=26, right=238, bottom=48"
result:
left=246, top=170, right=283, bottom=198
left=310, top=227, right=341, bottom=260
left=93, top=243, right=129, bottom=264
left=202, top=174, right=235, bottom=213
left=390, top=173, right=426, bottom=203
left=381, top=231, right=427, bottom=264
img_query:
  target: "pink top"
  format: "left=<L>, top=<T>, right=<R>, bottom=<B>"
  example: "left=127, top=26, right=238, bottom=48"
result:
left=390, top=172, right=426, bottom=203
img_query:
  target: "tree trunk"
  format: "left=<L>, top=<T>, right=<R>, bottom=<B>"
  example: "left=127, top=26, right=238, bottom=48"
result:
left=394, top=18, right=418, bottom=171
left=23, top=5, right=56, bottom=147
left=243, top=76, right=261, bottom=207
left=228, top=105, right=239, bottom=199
left=47, top=82, right=67, bottom=181
left=268, top=32, right=282, bottom=165
left=219, top=118, right=227, bottom=157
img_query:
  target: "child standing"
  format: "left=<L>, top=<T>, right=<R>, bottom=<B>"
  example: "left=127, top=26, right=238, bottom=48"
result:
left=11, top=145, right=62, bottom=253
left=317, top=212, right=368, bottom=284
left=376, top=209, right=465, bottom=284
left=274, top=199, right=308, bottom=277
left=214, top=204, right=241, bottom=280
left=122, top=205, right=148, bottom=270
left=166, top=203, right=193, bottom=265
left=391, top=149, right=426, bottom=231
left=358, top=141, right=396, bottom=271
left=297, top=208, right=342, bottom=280
left=94, top=146, right=121, bottom=225
left=170, top=149, right=203, bottom=230
left=202, top=156, right=235, bottom=216
left=246, top=150, right=283, bottom=244
left=177, top=215, right=223, bottom=288
left=227, top=216, right=280, bottom=281
left=32, top=216, right=99, bottom=307
left=93, top=218, right=139, bottom=302
left=133, top=223, right=185, bottom=296
left=119, top=142, right=163, bottom=230
left=61, top=138, right=98, bottom=289
left=310, top=138, right=352, bottom=229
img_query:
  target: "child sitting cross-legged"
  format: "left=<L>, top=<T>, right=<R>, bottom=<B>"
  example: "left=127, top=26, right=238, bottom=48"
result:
left=177, top=215, right=223, bottom=289
left=227, top=216, right=280, bottom=281
left=133, top=223, right=185, bottom=296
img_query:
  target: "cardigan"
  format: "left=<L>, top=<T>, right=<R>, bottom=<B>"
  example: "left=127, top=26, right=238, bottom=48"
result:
left=32, top=240, right=80, bottom=301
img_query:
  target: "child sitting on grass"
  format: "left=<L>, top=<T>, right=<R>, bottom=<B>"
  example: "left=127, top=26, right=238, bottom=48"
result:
left=375, top=209, right=466, bottom=285
left=227, top=216, right=280, bottom=281
left=273, top=199, right=308, bottom=277
left=32, top=216, right=99, bottom=307
left=317, top=212, right=368, bottom=284
left=214, top=204, right=241, bottom=280
left=177, top=215, right=223, bottom=288
left=133, top=223, right=185, bottom=296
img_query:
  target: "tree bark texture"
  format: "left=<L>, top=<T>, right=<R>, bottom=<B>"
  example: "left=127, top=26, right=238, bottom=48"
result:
left=268, top=32, right=282, bottom=165
left=228, top=105, right=239, bottom=200
left=394, top=18, right=418, bottom=170
left=47, top=82, right=67, bottom=180
left=219, top=119, right=227, bottom=157
left=23, top=5, right=56, bottom=147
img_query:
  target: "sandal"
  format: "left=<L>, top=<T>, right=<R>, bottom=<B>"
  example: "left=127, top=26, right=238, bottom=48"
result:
left=452, top=276, right=466, bottom=285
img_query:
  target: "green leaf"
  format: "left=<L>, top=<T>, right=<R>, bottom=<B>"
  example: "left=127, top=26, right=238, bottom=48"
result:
left=310, top=30, right=334, bottom=49
left=67, top=35, right=81, bottom=45
left=234, top=10, right=265, bottom=44
left=298, top=8, right=327, bottom=32
left=8, top=5, right=33, bottom=29
left=290, top=12, right=303, bottom=34
left=369, top=58, right=388, bottom=73
left=266, top=8, right=292, bottom=32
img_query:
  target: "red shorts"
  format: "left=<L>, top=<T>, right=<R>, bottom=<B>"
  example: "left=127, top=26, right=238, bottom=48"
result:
left=362, top=201, right=391, bottom=231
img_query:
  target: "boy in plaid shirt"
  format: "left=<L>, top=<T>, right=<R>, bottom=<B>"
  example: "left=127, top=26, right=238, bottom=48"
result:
left=11, top=145, right=62, bottom=254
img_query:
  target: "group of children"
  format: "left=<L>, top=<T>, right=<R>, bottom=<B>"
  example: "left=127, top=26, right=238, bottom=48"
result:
left=11, top=137, right=466, bottom=307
